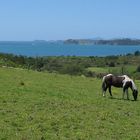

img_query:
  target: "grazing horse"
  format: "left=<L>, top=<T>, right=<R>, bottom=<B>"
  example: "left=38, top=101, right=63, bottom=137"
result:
left=102, top=74, right=138, bottom=101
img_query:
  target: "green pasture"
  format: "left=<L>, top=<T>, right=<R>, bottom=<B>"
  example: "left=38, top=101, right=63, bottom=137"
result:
left=87, top=65, right=137, bottom=75
left=0, top=67, right=140, bottom=139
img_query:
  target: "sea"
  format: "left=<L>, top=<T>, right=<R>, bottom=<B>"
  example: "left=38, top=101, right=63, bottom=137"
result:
left=0, top=42, right=140, bottom=57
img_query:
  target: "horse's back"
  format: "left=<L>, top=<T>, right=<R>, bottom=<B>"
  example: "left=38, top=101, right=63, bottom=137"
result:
left=112, top=76, right=124, bottom=87
left=103, top=74, right=125, bottom=87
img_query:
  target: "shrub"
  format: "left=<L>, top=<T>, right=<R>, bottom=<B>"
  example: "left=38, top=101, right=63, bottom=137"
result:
left=108, top=62, right=115, bottom=67
left=134, top=51, right=140, bottom=56
left=84, top=71, right=96, bottom=77
left=136, top=65, right=140, bottom=72
left=133, top=72, right=140, bottom=80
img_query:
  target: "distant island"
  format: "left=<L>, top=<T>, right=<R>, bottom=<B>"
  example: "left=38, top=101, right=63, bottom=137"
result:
left=64, top=38, right=140, bottom=45
left=0, top=38, right=140, bottom=46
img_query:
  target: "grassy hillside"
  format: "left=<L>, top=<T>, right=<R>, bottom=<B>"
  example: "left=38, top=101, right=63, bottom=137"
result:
left=0, top=67, right=140, bottom=139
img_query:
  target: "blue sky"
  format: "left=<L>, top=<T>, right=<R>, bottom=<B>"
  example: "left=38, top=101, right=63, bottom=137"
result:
left=0, top=0, right=140, bottom=40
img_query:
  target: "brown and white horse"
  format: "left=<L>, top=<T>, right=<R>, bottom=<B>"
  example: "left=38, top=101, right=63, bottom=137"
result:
left=102, top=74, right=138, bottom=101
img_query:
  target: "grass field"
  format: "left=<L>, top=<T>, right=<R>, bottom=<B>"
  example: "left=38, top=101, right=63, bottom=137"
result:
left=0, top=67, right=140, bottom=140
left=87, top=65, right=137, bottom=75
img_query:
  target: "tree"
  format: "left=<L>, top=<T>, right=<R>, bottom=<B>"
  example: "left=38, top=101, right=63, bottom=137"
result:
left=136, top=65, right=140, bottom=72
left=134, top=51, right=140, bottom=56
left=109, top=62, right=115, bottom=67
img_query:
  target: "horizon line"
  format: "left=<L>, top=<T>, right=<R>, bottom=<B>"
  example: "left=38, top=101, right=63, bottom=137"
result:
left=0, top=37, right=140, bottom=42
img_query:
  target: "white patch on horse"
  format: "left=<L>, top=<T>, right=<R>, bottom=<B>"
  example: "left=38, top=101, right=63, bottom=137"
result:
left=122, top=75, right=130, bottom=86
left=122, top=75, right=137, bottom=90
left=106, top=74, right=113, bottom=77
left=131, top=80, right=137, bottom=90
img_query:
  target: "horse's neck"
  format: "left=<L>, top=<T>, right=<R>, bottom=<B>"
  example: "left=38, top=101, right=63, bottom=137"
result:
left=122, top=76, right=131, bottom=85
left=131, top=80, right=137, bottom=91
left=123, top=76, right=137, bottom=91
left=123, top=75, right=130, bottom=81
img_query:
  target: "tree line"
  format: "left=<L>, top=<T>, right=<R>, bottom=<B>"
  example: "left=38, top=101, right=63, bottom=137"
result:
left=0, top=51, right=140, bottom=78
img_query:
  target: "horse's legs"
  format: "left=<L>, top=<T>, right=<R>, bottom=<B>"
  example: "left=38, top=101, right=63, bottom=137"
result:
left=126, top=89, right=129, bottom=100
left=108, top=86, right=112, bottom=97
left=102, top=86, right=108, bottom=97
left=123, top=88, right=125, bottom=99
left=123, top=87, right=129, bottom=100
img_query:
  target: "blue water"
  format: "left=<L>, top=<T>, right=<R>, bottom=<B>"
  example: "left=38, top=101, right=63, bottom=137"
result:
left=0, top=42, right=140, bottom=56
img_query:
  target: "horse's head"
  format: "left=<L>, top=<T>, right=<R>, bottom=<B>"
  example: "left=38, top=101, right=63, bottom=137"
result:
left=133, top=89, right=138, bottom=101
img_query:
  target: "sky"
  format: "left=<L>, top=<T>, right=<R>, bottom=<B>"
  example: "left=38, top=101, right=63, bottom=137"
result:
left=0, top=0, right=140, bottom=41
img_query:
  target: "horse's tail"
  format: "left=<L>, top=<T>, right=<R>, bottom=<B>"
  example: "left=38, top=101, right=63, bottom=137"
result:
left=102, top=76, right=106, bottom=92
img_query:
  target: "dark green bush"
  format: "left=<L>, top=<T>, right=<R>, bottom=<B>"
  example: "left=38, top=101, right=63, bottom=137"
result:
left=108, top=62, right=115, bottom=67
left=136, top=65, right=140, bottom=72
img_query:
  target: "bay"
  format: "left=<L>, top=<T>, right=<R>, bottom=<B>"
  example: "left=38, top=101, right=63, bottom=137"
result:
left=0, top=42, right=140, bottom=56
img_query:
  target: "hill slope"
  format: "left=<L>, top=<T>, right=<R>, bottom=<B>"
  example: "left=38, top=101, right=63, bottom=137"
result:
left=0, top=67, right=140, bottom=139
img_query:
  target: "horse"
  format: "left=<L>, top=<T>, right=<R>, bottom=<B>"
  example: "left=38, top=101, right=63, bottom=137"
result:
left=102, top=74, right=138, bottom=101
